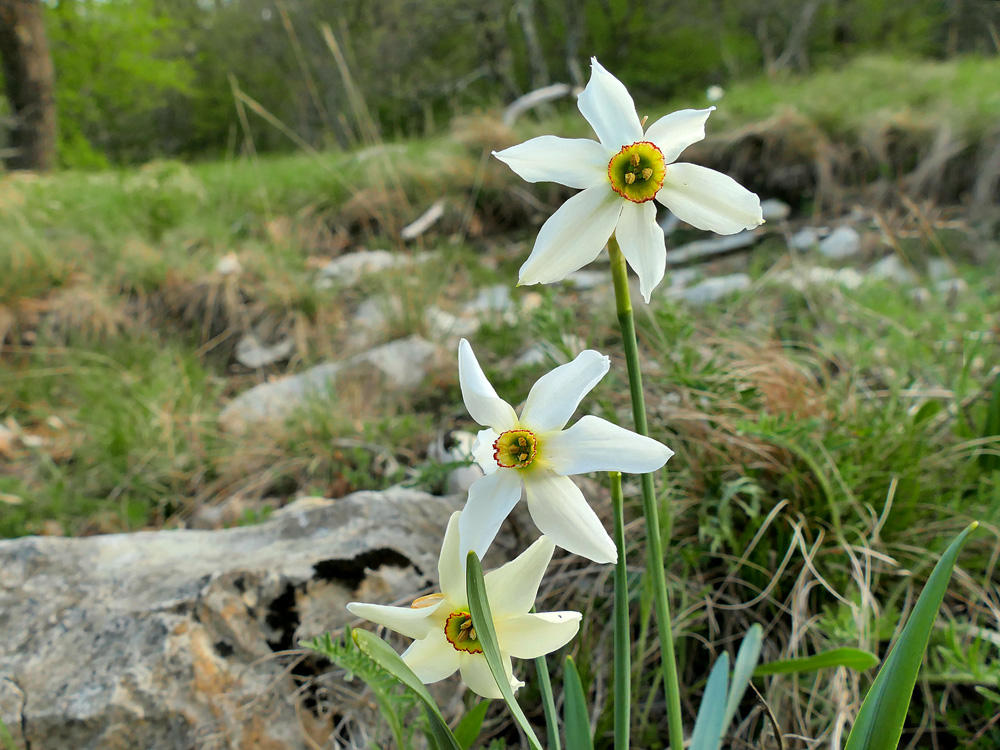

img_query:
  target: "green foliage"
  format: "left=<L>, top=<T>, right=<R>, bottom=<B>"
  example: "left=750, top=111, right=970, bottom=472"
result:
left=303, top=628, right=426, bottom=749
left=562, top=656, right=593, bottom=750
left=46, top=0, right=195, bottom=166
left=466, top=551, right=544, bottom=750
left=845, top=524, right=978, bottom=750
left=453, top=700, right=490, bottom=749
left=754, top=648, right=880, bottom=677
left=347, top=628, right=462, bottom=750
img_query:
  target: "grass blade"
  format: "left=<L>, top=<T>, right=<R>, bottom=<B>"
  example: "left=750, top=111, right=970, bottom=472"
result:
left=722, top=624, right=763, bottom=735
left=754, top=647, right=879, bottom=676
left=454, top=700, right=491, bottom=749
left=351, top=628, right=462, bottom=750
left=689, top=652, right=730, bottom=750
left=563, top=655, right=593, bottom=750
left=844, top=522, right=978, bottom=750
left=466, top=551, right=544, bottom=750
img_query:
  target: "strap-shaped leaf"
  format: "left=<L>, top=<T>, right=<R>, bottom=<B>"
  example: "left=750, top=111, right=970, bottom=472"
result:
left=563, top=656, right=593, bottom=750
left=689, top=652, right=730, bottom=750
left=351, top=628, right=462, bottom=750
left=844, top=522, right=978, bottom=750
left=754, top=647, right=879, bottom=677
left=466, top=551, right=544, bottom=750
left=721, top=624, right=763, bottom=736
left=454, top=700, right=491, bottom=749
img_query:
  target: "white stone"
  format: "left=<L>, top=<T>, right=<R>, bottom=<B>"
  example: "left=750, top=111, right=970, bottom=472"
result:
left=219, top=336, right=440, bottom=432
left=869, top=255, right=917, bottom=284
left=818, top=226, right=861, bottom=259
left=675, top=274, right=752, bottom=306
left=0, top=488, right=460, bottom=750
left=760, top=199, right=791, bottom=222
left=316, top=250, right=433, bottom=287
left=234, top=335, right=296, bottom=369
left=789, top=227, right=824, bottom=251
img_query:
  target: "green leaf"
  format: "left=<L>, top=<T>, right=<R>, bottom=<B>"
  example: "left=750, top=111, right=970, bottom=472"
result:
left=562, top=656, right=593, bottom=750
left=302, top=627, right=416, bottom=748
left=0, top=715, right=17, bottom=750
left=454, top=700, right=491, bottom=749
left=844, top=522, right=978, bottom=750
left=722, top=624, right=763, bottom=735
left=689, top=652, right=730, bottom=750
left=351, top=628, right=462, bottom=750
left=466, top=551, right=544, bottom=750
left=754, top=647, right=880, bottom=677
left=981, top=377, right=1000, bottom=471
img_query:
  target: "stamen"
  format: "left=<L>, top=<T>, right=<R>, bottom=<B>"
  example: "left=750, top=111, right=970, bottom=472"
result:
left=640, top=115, right=648, bottom=127
left=630, top=153, right=640, bottom=167
left=624, top=172, right=635, bottom=185
left=641, top=168, right=653, bottom=180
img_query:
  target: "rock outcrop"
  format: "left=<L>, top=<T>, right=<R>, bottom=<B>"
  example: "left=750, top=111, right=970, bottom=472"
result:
left=0, top=488, right=459, bottom=750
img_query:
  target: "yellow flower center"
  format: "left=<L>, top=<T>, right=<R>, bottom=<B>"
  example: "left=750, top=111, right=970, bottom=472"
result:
left=607, top=141, right=666, bottom=203
left=444, top=610, right=483, bottom=654
left=492, top=429, right=538, bottom=469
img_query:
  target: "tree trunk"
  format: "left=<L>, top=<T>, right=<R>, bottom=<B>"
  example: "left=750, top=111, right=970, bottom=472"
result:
left=0, top=0, right=57, bottom=171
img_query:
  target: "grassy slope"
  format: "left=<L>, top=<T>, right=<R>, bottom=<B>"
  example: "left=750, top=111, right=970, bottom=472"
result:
left=1, top=54, right=998, bottom=747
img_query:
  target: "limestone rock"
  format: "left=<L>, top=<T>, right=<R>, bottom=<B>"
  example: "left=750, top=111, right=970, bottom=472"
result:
left=219, top=336, right=440, bottom=432
left=818, top=226, right=861, bottom=259
left=674, top=274, right=752, bottom=306
left=0, top=488, right=459, bottom=750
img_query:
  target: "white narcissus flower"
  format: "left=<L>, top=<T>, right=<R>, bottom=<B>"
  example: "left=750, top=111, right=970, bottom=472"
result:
left=493, top=57, right=764, bottom=302
left=347, top=512, right=580, bottom=699
left=458, top=338, right=673, bottom=564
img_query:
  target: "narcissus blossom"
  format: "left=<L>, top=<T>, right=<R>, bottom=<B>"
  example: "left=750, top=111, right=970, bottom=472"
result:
left=493, top=58, right=763, bottom=302
left=457, top=338, right=673, bottom=564
left=347, top=512, right=580, bottom=699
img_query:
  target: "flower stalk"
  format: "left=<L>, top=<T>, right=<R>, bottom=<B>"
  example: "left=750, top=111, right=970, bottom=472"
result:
left=610, top=471, right=630, bottom=750
left=608, top=234, right=684, bottom=750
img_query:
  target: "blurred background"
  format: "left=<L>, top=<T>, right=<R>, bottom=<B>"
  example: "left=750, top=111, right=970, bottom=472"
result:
left=1, top=1, right=999, bottom=749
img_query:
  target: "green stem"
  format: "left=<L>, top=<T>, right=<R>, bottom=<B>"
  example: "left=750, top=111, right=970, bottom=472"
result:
left=534, top=633, right=561, bottom=750
left=610, top=471, right=630, bottom=750
left=608, top=234, right=685, bottom=750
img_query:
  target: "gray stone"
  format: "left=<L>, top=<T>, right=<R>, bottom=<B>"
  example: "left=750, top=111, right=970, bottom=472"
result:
left=235, top=335, right=296, bottom=369
left=869, top=255, right=917, bottom=284
left=775, top=266, right=865, bottom=291
left=789, top=227, right=824, bottom=251
left=760, top=198, right=791, bottom=222
left=818, top=226, right=861, bottom=259
left=424, top=306, right=481, bottom=342
left=665, top=229, right=762, bottom=266
left=220, top=336, right=440, bottom=432
left=0, top=488, right=459, bottom=750
left=564, top=270, right=608, bottom=291
left=675, top=274, right=752, bottom=306
left=315, top=250, right=433, bottom=287
left=927, top=259, right=956, bottom=280
left=463, top=285, right=513, bottom=316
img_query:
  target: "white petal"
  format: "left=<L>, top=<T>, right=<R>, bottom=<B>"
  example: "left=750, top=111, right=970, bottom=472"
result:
left=524, top=471, right=617, bottom=564
left=483, top=535, right=555, bottom=616
left=346, top=600, right=444, bottom=640
left=656, top=163, right=763, bottom=235
left=458, top=469, right=523, bottom=564
left=401, top=629, right=460, bottom=684
left=437, top=512, right=465, bottom=604
left=472, top=428, right=499, bottom=475
left=495, top=612, right=582, bottom=660
left=520, top=349, right=610, bottom=433
left=518, top=186, right=623, bottom=286
left=493, top=136, right=608, bottom=189
left=545, top=415, right=674, bottom=476
left=644, top=107, right=715, bottom=164
left=458, top=339, right=518, bottom=432
left=615, top=201, right=666, bottom=303
left=459, top=652, right=523, bottom=699
left=577, top=57, right=643, bottom=150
